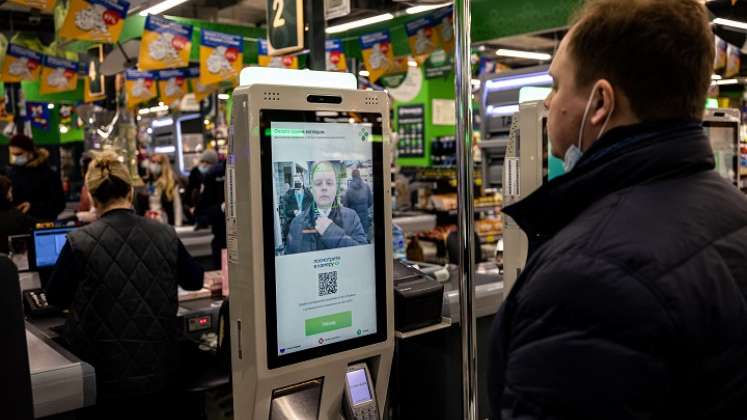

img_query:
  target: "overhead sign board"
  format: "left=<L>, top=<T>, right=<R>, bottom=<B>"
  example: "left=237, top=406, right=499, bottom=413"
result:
left=266, top=0, right=304, bottom=55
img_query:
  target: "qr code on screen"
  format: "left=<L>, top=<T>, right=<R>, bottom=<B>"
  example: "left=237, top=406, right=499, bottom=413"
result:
left=318, top=271, right=338, bottom=296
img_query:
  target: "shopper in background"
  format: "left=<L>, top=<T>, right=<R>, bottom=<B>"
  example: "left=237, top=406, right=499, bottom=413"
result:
left=6, top=134, right=65, bottom=221
left=343, top=169, right=373, bottom=236
left=76, top=152, right=97, bottom=223
left=46, top=151, right=203, bottom=419
left=185, top=149, right=218, bottom=226
left=489, top=1, right=747, bottom=419
left=196, top=157, right=226, bottom=269
left=142, top=153, right=183, bottom=226
left=285, top=161, right=367, bottom=255
left=281, top=179, right=312, bottom=240
left=0, top=176, right=35, bottom=254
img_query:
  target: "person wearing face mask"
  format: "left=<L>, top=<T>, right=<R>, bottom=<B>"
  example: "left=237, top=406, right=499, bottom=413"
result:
left=6, top=134, right=66, bottom=222
left=137, top=154, right=183, bottom=226
left=0, top=176, right=35, bottom=254
left=185, top=149, right=218, bottom=226
left=285, top=161, right=367, bottom=255
left=489, top=1, right=747, bottom=419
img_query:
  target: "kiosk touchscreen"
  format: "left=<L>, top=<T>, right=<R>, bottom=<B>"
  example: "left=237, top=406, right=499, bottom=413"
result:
left=228, top=70, right=393, bottom=420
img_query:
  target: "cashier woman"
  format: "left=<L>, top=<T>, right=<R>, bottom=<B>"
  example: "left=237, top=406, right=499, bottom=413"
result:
left=46, top=151, right=204, bottom=418
left=285, top=161, right=368, bottom=254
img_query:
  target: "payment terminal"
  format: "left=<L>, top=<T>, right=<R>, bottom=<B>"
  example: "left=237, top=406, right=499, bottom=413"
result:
left=228, top=68, right=394, bottom=420
left=23, top=227, right=74, bottom=316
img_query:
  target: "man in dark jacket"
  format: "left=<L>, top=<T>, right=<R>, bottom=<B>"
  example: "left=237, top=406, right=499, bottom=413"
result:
left=196, top=159, right=226, bottom=269
left=343, top=169, right=373, bottom=236
left=0, top=176, right=35, bottom=254
left=489, top=1, right=747, bottom=419
left=7, top=134, right=65, bottom=221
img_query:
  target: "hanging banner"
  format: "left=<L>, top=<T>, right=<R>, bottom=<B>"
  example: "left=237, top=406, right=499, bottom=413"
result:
left=40, top=55, right=79, bottom=94
left=360, top=31, right=394, bottom=83
left=58, top=0, right=130, bottom=43
left=380, top=56, right=409, bottom=88
left=266, top=0, right=304, bottom=55
left=2, top=44, right=42, bottom=83
left=405, top=17, right=440, bottom=62
left=157, top=68, right=188, bottom=107
left=187, top=66, right=218, bottom=102
left=200, top=30, right=244, bottom=85
left=258, top=38, right=298, bottom=69
left=26, top=102, right=50, bottom=130
left=139, top=15, right=192, bottom=71
left=726, top=43, right=741, bottom=78
left=325, top=39, right=347, bottom=72
left=0, top=94, right=13, bottom=123
left=433, top=6, right=454, bottom=54
left=715, top=36, right=727, bottom=71
left=125, top=69, right=156, bottom=108
left=9, top=0, right=55, bottom=12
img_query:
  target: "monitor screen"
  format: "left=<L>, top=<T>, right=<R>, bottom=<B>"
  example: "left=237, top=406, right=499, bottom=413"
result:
left=346, top=369, right=373, bottom=405
left=703, top=121, right=739, bottom=186
left=33, top=227, right=74, bottom=268
left=260, top=110, right=387, bottom=369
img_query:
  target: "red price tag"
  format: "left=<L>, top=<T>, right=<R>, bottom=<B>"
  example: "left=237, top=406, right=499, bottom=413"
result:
left=224, top=47, right=239, bottom=63
left=172, top=36, right=188, bottom=51
left=103, top=10, right=120, bottom=26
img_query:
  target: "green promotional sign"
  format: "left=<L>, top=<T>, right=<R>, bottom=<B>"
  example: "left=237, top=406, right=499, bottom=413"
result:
left=267, top=0, right=304, bottom=55
left=425, top=50, right=453, bottom=79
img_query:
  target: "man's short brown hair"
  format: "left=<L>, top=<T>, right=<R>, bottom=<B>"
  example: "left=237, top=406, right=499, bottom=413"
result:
left=568, top=0, right=714, bottom=121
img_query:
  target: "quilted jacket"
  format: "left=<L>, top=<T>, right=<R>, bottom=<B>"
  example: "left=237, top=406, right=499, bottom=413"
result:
left=489, top=121, right=747, bottom=419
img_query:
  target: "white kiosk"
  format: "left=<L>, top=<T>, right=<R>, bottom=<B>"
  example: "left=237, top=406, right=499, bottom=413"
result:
left=227, top=68, right=394, bottom=420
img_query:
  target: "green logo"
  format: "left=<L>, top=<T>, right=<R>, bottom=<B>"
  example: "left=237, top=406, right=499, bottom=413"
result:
left=357, top=329, right=362, bottom=335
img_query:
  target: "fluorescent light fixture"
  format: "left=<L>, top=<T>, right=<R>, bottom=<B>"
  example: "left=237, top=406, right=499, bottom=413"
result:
left=713, top=18, right=747, bottom=31
left=519, top=86, right=552, bottom=103
left=218, top=93, right=230, bottom=100
left=485, top=72, right=553, bottom=92
left=152, top=117, right=174, bottom=128
left=154, top=145, right=176, bottom=154
left=486, top=104, right=520, bottom=116
left=406, top=2, right=451, bottom=14
left=496, top=49, right=552, bottom=61
left=359, top=70, right=370, bottom=77
left=712, top=74, right=723, bottom=80
left=326, top=13, right=394, bottom=34
left=47, top=103, right=55, bottom=109
left=139, top=0, right=190, bottom=16
left=716, top=78, right=739, bottom=86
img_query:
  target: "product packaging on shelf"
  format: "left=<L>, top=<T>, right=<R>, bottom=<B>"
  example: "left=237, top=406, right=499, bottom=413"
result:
left=58, top=0, right=130, bottom=43
left=139, top=14, right=192, bottom=71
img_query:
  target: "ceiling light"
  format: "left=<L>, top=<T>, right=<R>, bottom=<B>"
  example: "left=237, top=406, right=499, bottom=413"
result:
left=218, top=93, right=230, bottom=100
left=406, top=2, right=451, bottom=14
left=486, top=104, right=519, bottom=117
left=139, top=0, right=190, bottom=16
left=359, top=70, right=370, bottom=77
left=713, top=18, right=747, bottom=31
left=716, top=78, right=739, bottom=86
left=495, top=48, right=552, bottom=61
left=484, top=72, right=553, bottom=92
left=712, top=74, right=723, bottom=80
left=47, top=103, right=55, bottom=109
left=326, top=13, right=394, bottom=34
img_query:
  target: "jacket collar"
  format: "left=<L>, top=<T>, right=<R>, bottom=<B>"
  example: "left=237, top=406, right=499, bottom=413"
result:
left=100, top=207, right=135, bottom=218
left=503, top=120, right=714, bottom=240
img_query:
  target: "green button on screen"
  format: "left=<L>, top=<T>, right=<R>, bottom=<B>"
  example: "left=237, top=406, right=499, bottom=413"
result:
left=305, top=311, right=352, bottom=336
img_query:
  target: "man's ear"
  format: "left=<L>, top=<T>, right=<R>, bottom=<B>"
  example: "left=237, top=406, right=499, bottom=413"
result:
left=589, top=79, right=615, bottom=126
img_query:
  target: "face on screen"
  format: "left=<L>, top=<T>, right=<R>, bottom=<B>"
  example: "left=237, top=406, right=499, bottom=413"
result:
left=311, top=162, right=338, bottom=209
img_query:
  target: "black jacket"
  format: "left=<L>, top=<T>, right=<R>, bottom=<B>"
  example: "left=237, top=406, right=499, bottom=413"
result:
left=0, top=202, right=35, bottom=254
left=7, top=148, right=65, bottom=221
left=46, top=209, right=204, bottom=401
left=490, top=121, right=747, bottom=420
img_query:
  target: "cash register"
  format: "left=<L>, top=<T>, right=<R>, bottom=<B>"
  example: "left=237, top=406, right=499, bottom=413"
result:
left=20, top=226, right=76, bottom=317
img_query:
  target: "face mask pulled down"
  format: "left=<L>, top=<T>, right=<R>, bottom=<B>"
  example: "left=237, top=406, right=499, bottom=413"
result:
left=563, top=86, right=614, bottom=173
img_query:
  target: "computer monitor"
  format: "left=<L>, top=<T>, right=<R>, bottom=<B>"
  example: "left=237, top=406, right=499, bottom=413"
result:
left=259, top=109, right=387, bottom=369
left=32, top=227, right=75, bottom=269
left=703, top=108, right=740, bottom=187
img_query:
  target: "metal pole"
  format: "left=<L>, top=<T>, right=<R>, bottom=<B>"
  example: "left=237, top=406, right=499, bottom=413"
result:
left=454, top=0, right=477, bottom=419
left=305, top=0, right=326, bottom=70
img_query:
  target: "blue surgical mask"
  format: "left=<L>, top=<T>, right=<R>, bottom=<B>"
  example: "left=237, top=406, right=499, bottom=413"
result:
left=563, top=85, right=614, bottom=173
left=12, top=154, right=28, bottom=166
left=198, top=165, right=209, bottom=175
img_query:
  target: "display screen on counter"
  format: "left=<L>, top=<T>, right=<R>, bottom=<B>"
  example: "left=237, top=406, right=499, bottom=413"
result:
left=346, top=369, right=373, bottom=405
left=703, top=122, right=739, bottom=186
left=260, top=110, right=387, bottom=369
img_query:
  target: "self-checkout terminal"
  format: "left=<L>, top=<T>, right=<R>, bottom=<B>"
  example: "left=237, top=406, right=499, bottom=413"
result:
left=228, top=68, right=394, bottom=419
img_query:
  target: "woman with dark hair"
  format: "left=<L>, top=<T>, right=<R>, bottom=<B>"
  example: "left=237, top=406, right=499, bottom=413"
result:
left=285, top=161, right=367, bottom=254
left=46, top=151, right=203, bottom=419
left=0, top=175, right=35, bottom=254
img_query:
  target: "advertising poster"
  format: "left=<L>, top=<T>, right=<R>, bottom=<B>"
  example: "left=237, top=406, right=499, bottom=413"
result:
left=379, top=56, right=409, bottom=89
left=0, top=95, right=13, bottom=123
left=187, top=66, right=218, bottom=102
left=258, top=38, right=298, bottom=69
left=726, top=43, right=741, bottom=78
left=58, top=0, right=130, bottom=43
left=325, top=39, right=347, bottom=72
left=359, top=31, right=393, bottom=83
left=157, top=68, right=188, bottom=107
left=405, top=17, right=440, bottom=63
left=40, top=55, right=79, bottom=94
left=8, top=0, right=55, bottom=12
left=715, top=35, right=727, bottom=71
left=200, top=30, right=243, bottom=85
left=424, top=49, right=452, bottom=79
left=433, top=6, right=454, bottom=54
left=125, top=68, right=156, bottom=108
left=139, top=15, right=192, bottom=71
left=269, top=122, right=378, bottom=356
left=2, top=44, right=42, bottom=83
left=26, top=102, right=49, bottom=130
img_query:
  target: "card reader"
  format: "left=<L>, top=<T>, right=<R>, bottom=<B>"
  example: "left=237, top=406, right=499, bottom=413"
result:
left=343, top=363, right=379, bottom=420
